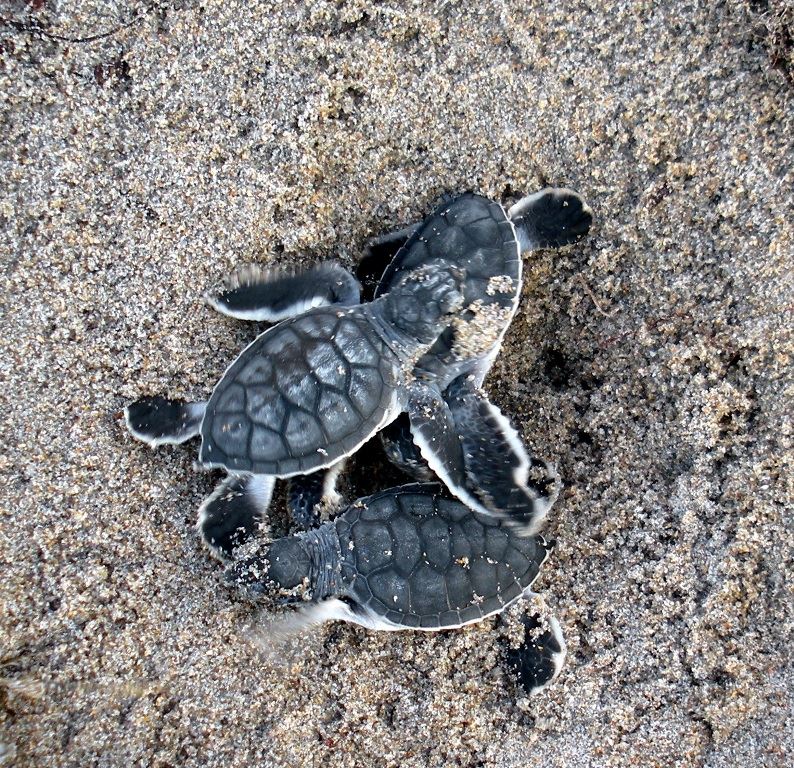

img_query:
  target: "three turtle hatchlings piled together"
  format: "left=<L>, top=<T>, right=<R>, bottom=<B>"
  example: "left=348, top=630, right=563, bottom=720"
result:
left=125, top=187, right=592, bottom=695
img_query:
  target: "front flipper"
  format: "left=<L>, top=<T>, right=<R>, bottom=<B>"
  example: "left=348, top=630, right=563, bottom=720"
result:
left=506, top=612, right=567, bottom=695
left=508, top=188, right=592, bottom=252
left=204, top=262, right=361, bottom=322
left=406, top=385, right=469, bottom=497
left=125, top=396, right=206, bottom=447
left=197, top=473, right=275, bottom=559
left=444, top=374, right=559, bottom=533
left=286, top=460, right=346, bottom=529
left=379, top=413, right=435, bottom=482
left=407, top=378, right=558, bottom=531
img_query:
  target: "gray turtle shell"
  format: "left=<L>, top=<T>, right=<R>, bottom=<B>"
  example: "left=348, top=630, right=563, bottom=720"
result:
left=375, top=193, right=520, bottom=381
left=334, top=484, right=550, bottom=629
left=199, top=307, right=400, bottom=475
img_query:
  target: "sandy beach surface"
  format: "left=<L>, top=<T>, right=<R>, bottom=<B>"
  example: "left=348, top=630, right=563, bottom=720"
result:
left=1, top=1, right=792, bottom=766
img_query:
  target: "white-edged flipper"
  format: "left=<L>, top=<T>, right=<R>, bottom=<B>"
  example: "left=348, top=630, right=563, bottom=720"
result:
left=286, top=460, right=346, bottom=529
left=255, top=598, right=444, bottom=639
left=242, top=599, right=401, bottom=667
left=509, top=188, right=593, bottom=252
left=251, top=599, right=370, bottom=643
left=379, top=413, right=436, bottom=482
left=406, top=382, right=557, bottom=529
left=405, top=385, right=469, bottom=495
left=204, top=262, right=361, bottom=322
left=445, top=375, right=559, bottom=533
left=124, top=396, right=206, bottom=447
left=506, top=612, right=567, bottom=695
left=197, top=473, right=275, bottom=559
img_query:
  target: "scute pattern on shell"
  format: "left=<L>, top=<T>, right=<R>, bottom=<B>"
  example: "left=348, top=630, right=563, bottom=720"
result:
left=199, top=307, right=400, bottom=475
left=334, top=487, right=549, bottom=629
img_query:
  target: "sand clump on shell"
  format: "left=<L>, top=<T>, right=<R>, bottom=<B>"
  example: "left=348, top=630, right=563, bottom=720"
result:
left=1, top=1, right=792, bottom=767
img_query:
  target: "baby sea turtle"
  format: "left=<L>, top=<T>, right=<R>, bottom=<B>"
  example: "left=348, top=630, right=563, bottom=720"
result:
left=125, top=188, right=590, bottom=536
left=126, top=259, right=464, bottom=531
left=227, top=481, right=566, bottom=692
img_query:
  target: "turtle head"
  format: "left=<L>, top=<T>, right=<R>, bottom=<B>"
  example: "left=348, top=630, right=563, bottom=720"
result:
left=226, top=537, right=311, bottom=600
left=384, top=261, right=466, bottom=344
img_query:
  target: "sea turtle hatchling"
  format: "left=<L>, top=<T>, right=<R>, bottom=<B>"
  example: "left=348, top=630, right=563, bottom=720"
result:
left=227, top=482, right=567, bottom=694
left=126, top=259, right=465, bottom=541
left=125, top=188, right=591, bottom=539
left=367, top=189, right=592, bottom=526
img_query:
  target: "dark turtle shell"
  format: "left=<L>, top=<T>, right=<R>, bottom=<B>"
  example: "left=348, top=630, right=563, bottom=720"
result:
left=334, top=484, right=550, bottom=629
left=199, top=307, right=400, bottom=475
left=375, top=193, right=520, bottom=381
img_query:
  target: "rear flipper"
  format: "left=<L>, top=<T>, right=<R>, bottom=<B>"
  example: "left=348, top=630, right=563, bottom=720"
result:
left=286, top=460, right=346, bottom=529
left=506, top=612, right=567, bottom=695
left=125, top=396, right=206, bottom=447
left=508, top=188, right=592, bottom=252
left=204, top=261, right=361, bottom=321
left=444, top=375, right=559, bottom=533
left=197, top=473, right=275, bottom=559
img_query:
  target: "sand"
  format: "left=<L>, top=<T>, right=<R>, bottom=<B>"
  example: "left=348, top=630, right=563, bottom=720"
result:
left=1, top=1, right=792, bottom=766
